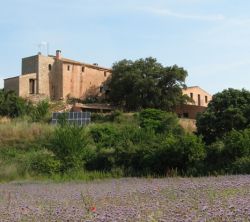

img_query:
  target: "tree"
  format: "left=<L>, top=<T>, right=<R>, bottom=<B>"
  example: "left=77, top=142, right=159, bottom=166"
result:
left=107, top=57, right=189, bottom=111
left=0, top=89, right=32, bottom=118
left=196, top=88, right=250, bottom=144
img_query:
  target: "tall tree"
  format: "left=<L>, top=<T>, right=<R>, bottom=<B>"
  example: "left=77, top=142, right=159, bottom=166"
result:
left=107, top=57, right=189, bottom=111
left=196, top=88, right=250, bottom=144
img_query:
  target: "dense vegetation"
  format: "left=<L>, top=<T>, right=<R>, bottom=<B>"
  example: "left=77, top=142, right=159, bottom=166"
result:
left=107, top=57, right=190, bottom=111
left=0, top=83, right=249, bottom=181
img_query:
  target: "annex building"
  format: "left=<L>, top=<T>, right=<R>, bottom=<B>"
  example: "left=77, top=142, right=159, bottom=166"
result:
left=4, top=50, right=111, bottom=100
left=175, top=86, right=212, bottom=119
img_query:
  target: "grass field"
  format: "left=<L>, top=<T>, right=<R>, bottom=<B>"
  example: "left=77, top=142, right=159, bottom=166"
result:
left=0, top=175, right=249, bottom=221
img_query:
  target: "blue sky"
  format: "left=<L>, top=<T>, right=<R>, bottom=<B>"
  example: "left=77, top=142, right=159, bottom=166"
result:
left=1, top=0, right=250, bottom=94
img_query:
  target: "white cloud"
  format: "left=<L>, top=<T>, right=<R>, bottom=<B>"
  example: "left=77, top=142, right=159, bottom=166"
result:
left=142, top=7, right=225, bottom=21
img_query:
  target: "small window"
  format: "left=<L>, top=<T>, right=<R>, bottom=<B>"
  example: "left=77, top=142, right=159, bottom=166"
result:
left=67, top=65, right=70, bottom=71
left=183, top=113, right=189, bottom=118
left=205, top=96, right=208, bottom=103
left=190, top=93, right=193, bottom=99
left=104, top=71, right=107, bottom=77
left=48, top=64, right=52, bottom=71
left=198, top=94, right=201, bottom=106
left=100, top=86, right=103, bottom=93
left=82, top=66, right=85, bottom=72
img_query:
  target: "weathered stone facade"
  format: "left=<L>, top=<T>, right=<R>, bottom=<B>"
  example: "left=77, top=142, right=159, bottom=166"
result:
left=4, top=51, right=111, bottom=100
left=182, top=86, right=212, bottom=107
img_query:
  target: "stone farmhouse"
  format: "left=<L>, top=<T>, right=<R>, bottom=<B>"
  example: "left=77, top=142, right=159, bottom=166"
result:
left=4, top=51, right=212, bottom=119
left=4, top=50, right=111, bottom=100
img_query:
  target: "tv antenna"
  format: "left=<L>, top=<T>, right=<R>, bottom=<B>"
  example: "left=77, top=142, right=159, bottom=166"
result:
left=37, top=41, right=49, bottom=55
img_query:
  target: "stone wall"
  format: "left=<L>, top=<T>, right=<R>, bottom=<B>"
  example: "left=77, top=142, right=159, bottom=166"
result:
left=4, top=77, right=19, bottom=95
left=50, top=60, right=63, bottom=100
left=37, top=55, right=55, bottom=97
left=19, top=73, right=37, bottom=97
left=174, top=104, right=207, bottom=119
left=62, top=63, right=111, bottom=99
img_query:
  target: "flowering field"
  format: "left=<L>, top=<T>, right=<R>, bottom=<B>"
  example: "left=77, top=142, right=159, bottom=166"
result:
left=0, top=176, right=249, bottom=221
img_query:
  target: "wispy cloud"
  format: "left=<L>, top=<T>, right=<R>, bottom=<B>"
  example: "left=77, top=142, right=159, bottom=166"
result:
left=142, top=7, right=225, bottom=22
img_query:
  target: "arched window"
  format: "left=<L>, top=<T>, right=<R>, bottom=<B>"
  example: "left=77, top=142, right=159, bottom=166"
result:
left=48, top=64, right=52, bottom=71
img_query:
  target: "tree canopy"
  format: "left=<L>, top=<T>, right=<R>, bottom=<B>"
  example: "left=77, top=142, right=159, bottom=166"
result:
left=107, top=57, right=189, bottom=111
left=196, top=88, right=250, bottom=144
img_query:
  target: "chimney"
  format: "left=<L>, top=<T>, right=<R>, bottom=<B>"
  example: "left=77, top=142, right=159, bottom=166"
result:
left=56, top=50, right=62, bottom=59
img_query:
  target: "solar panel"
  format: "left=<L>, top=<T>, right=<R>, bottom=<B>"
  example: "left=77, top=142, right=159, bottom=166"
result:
left=51, top=112, right=91, bottom=126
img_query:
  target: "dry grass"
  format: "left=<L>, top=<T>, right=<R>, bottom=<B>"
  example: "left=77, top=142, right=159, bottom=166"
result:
left=0, top=120, right=53, bottom=148
left=0, top=116, right=11, bottom=124
left=179, top=118, right=197, bottom=133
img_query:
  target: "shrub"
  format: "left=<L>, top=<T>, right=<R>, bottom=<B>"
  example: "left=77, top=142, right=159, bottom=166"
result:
left=205, top=141, right=225, bottom=172
left=223, top=129, right=250, bottom=161
left=28, top=150, right=61, bottom=175
left=204, top=128, right=250, bottom=174
left=49, top=124, right=92, bottom=171
left=0, top=90, right=32, bottom=118
left=232, top=157, right=250, bottom=174
left=139, top=108, right=183, bottom=134
left=149, top=133, right=206, bottom=175
left=87, top=124, right=119, bottom=171
left=31, top=100, right=50, bottom=122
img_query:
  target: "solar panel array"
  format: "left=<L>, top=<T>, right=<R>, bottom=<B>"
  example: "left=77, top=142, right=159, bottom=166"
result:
left=51, top=112, right=91, bottom=126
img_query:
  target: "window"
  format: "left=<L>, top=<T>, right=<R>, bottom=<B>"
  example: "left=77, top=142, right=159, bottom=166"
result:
left=104, top=71, right=107, bottom=77
left=29, top=79, right=35, bottom=94
left=205, top=96, right=208, bottom=103
left=48, top=64, right=52, bottom=71
left=82, top=66, right=85, bottom=72
left=198, top=94, right=201, bottom=106
left=183, top=112, right=189, bottom=118
left=67, top=65, right=70, bottom=71
left=100, top=86, right=103, bottom=93
left=190, top=93, right=193, bottom=99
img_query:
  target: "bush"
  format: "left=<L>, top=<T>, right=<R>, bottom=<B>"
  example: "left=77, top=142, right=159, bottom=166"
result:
left=0, top=90, right=32, bottom=118
left=28, top=150, right=61, bottom=175
left=232, top=157, right=250, bottom=174
left=86, top=121, right=205, bottom=176
left=204, top=128, right=250, bottom=174
left=49, top=124, right=92, bottom=171
left=148, top=133, right=206, bottom=175
left=87, top=124, right=119, bottom=171
left=205, top=141, right=225, bottom=172
left=223, top=129, right=250, bottom=161
left=31, top=100, right=50, bottom=122
left=139, top=108, right=183, bottom=134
